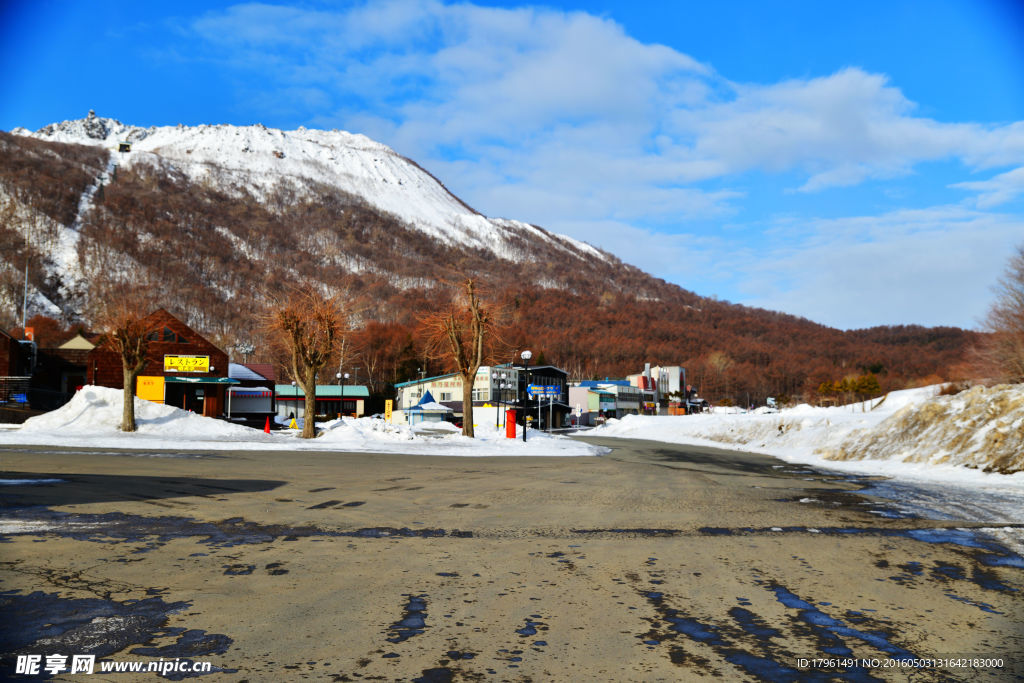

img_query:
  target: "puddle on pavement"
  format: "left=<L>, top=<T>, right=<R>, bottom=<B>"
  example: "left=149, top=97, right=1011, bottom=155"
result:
left=386, top=594, right=429, bottom=644
left=0, top=507, right=473, bottom=549
left=0, top=590, right=236, bottom=679
left=637, top=588, right=814, bottom=681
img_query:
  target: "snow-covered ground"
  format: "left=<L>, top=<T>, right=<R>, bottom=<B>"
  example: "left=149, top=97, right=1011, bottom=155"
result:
left=593, top=384, right=1024, bottom=525
left=0, top=386, right=602, bottom=457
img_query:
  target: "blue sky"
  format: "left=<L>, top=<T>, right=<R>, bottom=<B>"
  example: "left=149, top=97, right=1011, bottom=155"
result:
left=3, top=0, right=1024, bottom=330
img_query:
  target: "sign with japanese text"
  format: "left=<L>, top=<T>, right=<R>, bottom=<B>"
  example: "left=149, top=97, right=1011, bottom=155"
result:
left=164, top=355, right=210, bottom=373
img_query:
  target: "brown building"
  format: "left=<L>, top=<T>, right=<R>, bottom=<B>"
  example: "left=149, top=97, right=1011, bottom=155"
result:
left=30, top=333, right=94, bottom=411
left=0, top=328, right=34, bottom=409
left=87, top=309, right=234, bottom=418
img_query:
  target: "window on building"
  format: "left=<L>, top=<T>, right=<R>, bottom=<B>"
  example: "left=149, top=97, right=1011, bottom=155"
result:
left=149, top=326, right=185, bottom=343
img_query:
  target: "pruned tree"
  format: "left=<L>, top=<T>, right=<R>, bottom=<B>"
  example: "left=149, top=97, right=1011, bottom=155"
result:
left=420, top=279, right=499, bottom=437
left=95, top=301, right=155, bottom=432
left=976, top=243, right=1024, bottom=383
left=266, top=284, right=346, bottom=438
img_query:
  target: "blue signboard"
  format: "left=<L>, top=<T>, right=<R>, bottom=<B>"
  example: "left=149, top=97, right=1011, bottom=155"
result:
left=527, top=384, right=561, bottom=398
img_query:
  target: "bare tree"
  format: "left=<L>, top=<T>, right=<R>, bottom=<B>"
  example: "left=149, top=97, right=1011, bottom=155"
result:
left=976, top=243, right=1024, bottom=383
left=706, top=351, right=735, bottom=400
left=420, top=279, right=499, bottom=437
left=95, top=301, right=156, bottom=432
left=266, top=284, right=346, bottom=438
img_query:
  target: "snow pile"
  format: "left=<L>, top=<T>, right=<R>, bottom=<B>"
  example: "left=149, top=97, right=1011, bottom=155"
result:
left=594, top=384, right=1024, bottom=481
left=594, top=387, right=937, bottom=461
left=17, top=386, right=269, bottom=443
left=316, top=416, right=417, bottom=445
left=0, top=386, right=603, bottom=456
left=822, top=384, right=1024, bottom=473
left=592, top=384, right=1024, bottom=521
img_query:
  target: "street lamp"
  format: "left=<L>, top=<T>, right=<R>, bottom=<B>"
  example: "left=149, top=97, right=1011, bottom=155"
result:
left=233, top=342, right=255, bottom=363
left=520, top=350, right=532, bottom=441
left=336, top=372, right=349, bottom=419
left=495, top=371, right=509, bottom=429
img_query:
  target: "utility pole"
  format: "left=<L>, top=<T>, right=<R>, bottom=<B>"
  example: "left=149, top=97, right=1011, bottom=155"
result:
left=21, top=258, right=29, bottom=338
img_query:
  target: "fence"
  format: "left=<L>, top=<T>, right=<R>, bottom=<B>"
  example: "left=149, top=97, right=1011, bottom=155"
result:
left=0, top=376, right=32, bottom=406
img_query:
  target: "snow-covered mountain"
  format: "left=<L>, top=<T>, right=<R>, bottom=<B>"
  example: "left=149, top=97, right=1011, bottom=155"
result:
left=0, top=111, right=979, bottom=400
left=13, top=111, right=607, bottom=263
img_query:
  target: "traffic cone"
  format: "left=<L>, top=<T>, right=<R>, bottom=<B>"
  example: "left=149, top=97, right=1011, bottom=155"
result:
left=264, top=416, right=271, bottom=434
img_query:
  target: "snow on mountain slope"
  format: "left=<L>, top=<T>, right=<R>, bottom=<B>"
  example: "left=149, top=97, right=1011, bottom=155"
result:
left=15, top=111, right=608, bottom=261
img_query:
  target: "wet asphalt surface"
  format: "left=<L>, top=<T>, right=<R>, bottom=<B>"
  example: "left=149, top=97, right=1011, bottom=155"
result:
left=0, top=438, right=1022, bottom=681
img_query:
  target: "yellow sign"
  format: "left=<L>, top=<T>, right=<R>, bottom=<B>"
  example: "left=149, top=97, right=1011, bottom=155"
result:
left=164, top=355, right=209, bottom=373
left=385, top=399, right=393, bottom=423
left=136, top=376, right=165, bottom=403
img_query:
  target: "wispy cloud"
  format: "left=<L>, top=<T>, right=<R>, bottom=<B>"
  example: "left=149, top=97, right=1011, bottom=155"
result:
left=953, top=166, right=1024, bottom=208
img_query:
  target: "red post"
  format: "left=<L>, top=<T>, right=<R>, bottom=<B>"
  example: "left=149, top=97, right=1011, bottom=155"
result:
left=264, top=416, right=271, bottom=434
left=505, top=410, right=517, bottom=438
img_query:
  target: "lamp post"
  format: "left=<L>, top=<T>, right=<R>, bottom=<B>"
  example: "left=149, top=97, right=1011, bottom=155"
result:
left=336, top=372, right=349, bottom=418
left=352, top=367, right=360, bottom=417
left=520, top=350, right=532, bottom=441
left=233, top=342, right=254, bottom=364
left=494, top=371, right=509, bottom=430
left=494, top=371, right=501, bottom=430
left=497, top=372, right=508, bottom=429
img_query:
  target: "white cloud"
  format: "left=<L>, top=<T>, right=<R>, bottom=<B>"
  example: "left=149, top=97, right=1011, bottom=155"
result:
left=953, top=166, right=1024, bottom=208
left=734, top=206, right=1024, bottom=329
left=190, top=3, right=1024, bottom=203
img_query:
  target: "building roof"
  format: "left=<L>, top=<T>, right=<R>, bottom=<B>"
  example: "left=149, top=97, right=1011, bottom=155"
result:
left=394, top=372, right=459, bottom=389
left=242, top=363, right=276, bottom=382
left=275, top=384, right=370, bottom=398
left=165, top=376, right=239, bottom=385
left=229, top=363, right=268, bottom=381
left=408, top=401, right=452, bottom=412
left=58, top=332, right=96, bottom=350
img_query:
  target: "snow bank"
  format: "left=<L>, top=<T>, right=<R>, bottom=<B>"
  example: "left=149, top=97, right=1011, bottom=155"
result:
left=594, top=385, right=1024, bottom=480
left=822, top=384, right=1024, bottom=473
left=0, top=386, right=603, bottom=457
left=595, top=387, right=935, bottom=462
left=592, top=384, right=1024, bottom=522
left=18, top=386, right=265, bottom=442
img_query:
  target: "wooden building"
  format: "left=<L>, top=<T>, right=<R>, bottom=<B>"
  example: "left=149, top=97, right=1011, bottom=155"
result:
left=87, top=309, right=234, bottom=418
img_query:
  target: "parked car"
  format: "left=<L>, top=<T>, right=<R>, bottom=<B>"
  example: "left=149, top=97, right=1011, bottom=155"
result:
left=685, top=398, right=710, bottom=414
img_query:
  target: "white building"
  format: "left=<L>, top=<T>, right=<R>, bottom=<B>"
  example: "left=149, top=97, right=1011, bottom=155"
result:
left=627, top=365, right=687, bottom=403
left=395, top=366, right=521, bottom=410
left=394, top=366, right=522, bottom=426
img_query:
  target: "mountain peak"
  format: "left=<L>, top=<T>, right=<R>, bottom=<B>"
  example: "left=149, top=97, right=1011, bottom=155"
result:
left=29, top=111, right=153, bottom=145
left=13, top=114, right=612, bottom=268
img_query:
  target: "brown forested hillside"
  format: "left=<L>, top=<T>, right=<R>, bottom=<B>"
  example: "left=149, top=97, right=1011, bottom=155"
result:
left=0, top=131, right=980, bottom=404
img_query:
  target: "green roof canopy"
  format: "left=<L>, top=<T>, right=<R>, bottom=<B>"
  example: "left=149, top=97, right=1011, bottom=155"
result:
left=275, top=384, right=370, bottom=398
left=165, top=376, right=239, bottom=384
